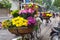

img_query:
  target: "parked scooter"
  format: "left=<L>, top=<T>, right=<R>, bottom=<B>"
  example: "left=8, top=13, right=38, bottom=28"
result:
left=50, top=27, right=60, bottom=40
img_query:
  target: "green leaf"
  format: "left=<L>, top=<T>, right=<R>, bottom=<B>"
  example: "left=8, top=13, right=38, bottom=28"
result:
left=34, top=26, right=38, bottom=31
left=0, top=0, right=11, bottom=8
left=53, top=0, right=60, bottom=7
left=11, top=10, right=19, bottom=17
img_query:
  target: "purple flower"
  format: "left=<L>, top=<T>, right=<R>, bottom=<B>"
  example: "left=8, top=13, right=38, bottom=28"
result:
left=28, top=8, right=34, bottom=14
left=27, top=16, right=36, bottom=25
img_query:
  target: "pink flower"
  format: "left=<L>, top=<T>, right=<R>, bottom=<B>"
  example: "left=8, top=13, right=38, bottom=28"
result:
left=19, top=10, right=23, bottom=14
left=19, top=10, right=28, bottom=14
left=28, top=8, right=34, bottom=13
left=22, top=10, right=28, bottom=13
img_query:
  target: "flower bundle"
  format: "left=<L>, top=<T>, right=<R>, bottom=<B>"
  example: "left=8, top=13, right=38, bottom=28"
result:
left=42, top=12, right=52, bottom=17
left=2, top=3, right=38, bottom=29
left=2, top=20, right=11, bottom=28
left=19, top=4, right=38, bottom=19
left=12, top=16, right=28, bottom=27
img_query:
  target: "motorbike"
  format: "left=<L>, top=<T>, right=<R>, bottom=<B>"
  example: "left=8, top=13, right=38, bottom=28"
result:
left=50, top=27, right=60, bottom=40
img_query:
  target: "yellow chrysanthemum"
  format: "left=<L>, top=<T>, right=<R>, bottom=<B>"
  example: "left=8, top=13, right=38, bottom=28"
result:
left=29, top=4, right=32, bottom=7
left=11, top=16, right=28, bottom=27
left=20, top=17, right=24, bottom=21
left=12, top=21, right=16, bottom=25
left=16, top=21, right=23, bottom=27
left=49, top=14, right=52, bottom=16
left=24, top=19, right=28, bottom=22
left=16, top=24, right=20, bottom=27
left=2, top=20, right=11, bottom=28
left=46, top=14, right=50, bottom=16
left=35, top=5, right=38, bottom=8
left=28, top=3, right=33, bottom=7
left=12, top=19, right=16, bottom=25
left=23, top=20, right=28, bottom=26
left=23, top=22, right=28, bottom=26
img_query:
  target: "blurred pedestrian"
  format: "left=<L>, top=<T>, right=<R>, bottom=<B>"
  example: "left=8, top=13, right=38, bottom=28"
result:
left=39, top=12, right=43, bottom=22
left=56, top=14, right=60, bottom=27
left=52, top=13, right=55, bottom=18
left=50, top=13, right=59, bottom=28
left=34, top=14, right=42, bottom=40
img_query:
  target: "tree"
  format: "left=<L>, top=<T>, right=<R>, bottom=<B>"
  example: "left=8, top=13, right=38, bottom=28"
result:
left=34, top=0, right=43, bottom=5
left=42, top=0, right=60, bottom=12
left=42, top=0, right=52, bottom=10
left=53, top=0, right=60, bottom=7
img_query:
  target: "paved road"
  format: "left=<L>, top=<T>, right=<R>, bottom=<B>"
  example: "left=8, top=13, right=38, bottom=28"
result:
left=0, top=29, right=15, bottom=40
left=40, top=25, right=52, bottom=40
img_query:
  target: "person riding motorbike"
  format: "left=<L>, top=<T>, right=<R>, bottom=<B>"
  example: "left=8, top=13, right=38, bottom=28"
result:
left=50, top=14, right=60, bottom=40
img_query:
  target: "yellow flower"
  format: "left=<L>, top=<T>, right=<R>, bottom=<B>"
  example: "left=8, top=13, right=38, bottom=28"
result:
left=24, top=19, right=28, bottom=22
left=49, top=14, right=52, bottom=16
left=11, top=16, right=28, bottom=27
left=19, top=23, right=23, bottom=26
left=23, top=22, right=28, bottom=26
left=2, top=20, right=11, bottom=28
left=35, top=5, right=38, bottom=8
left=16, top=22, right=22, bottom=27
left=17, top=16, right=21, bottom=19
left=29, top=4, right=32, bottom=7
left=15, top=20, right=23, bottom=27
left=20, top=17, right=24, bottom=21
left=22, top=20, right=28, bottom=26
left=12, top=22, right=16, bottom=25
left=12, top=19, right=16, bottom=25
left=28, top=3, right=33, bottom=7
left=46, top=14, right=50, bottom=16
left=16, top=24, right=20, bottom=27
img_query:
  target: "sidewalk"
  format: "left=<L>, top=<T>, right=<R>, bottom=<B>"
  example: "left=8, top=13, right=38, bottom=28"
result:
left=0, top=29, right=15, bottom=40
left=40, top=25, right=52, bottom=40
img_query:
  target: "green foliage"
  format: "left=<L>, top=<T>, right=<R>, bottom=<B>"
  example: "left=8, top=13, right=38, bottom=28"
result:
left=42, top=0, right=60, bottom=11
left=53, top=0, right=60, bottom=7
left=11, top=10, right=19, bottom=17
left=0, top=0, right=11, bottom=8
left=34, top=0, right=43, bottom=5
left=17, top=38, right=21, bottom=40
left=34, top=26, right=38, bottom=31
left=43, top=0, right=52, bottom=10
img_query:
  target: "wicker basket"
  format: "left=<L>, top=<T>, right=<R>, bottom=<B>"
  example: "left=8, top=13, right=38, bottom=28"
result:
left=8, top=27, right=33, bottom=35
left=42, top=16, right=51, bottom=20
